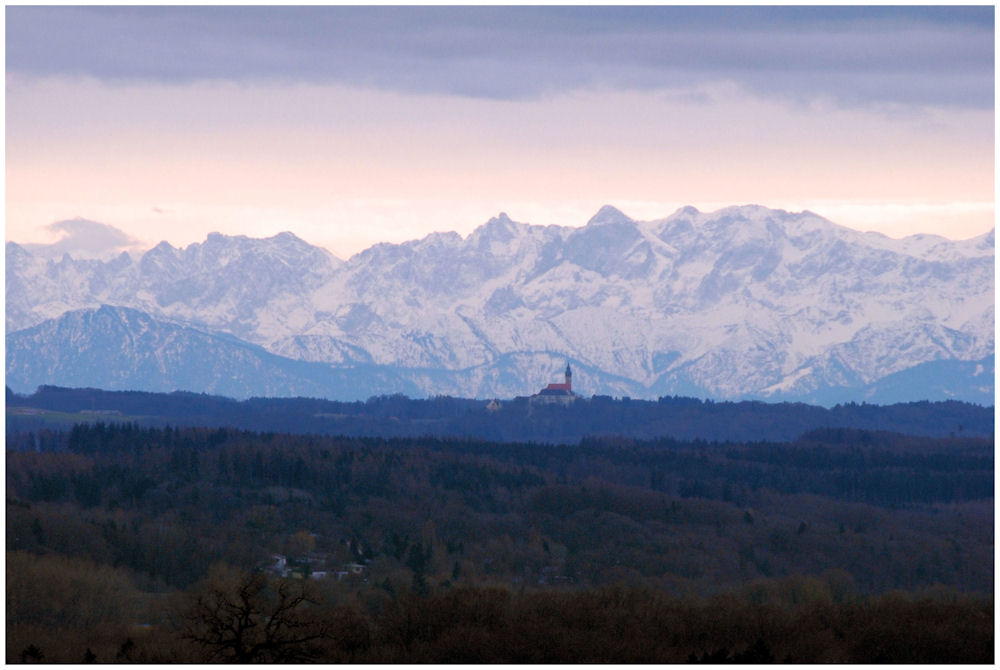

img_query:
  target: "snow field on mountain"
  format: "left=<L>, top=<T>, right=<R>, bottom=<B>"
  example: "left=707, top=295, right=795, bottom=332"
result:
left=6, top=204, right=993, bottom=402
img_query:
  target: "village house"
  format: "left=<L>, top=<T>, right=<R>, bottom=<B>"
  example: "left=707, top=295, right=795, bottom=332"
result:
left=344, top=562, right=367, bottom=575
left=265, top=554, right=289, bottom=578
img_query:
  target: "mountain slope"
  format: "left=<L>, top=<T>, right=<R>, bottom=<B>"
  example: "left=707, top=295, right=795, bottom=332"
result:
left=6, top=206, right=994, bottom=402
left=6, top=231, right=342, bottom=343
left=4, top=305, right=421, bottom=400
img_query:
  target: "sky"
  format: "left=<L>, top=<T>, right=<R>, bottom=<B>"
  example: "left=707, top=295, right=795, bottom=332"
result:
left=5, top=5, right=995, bottom=260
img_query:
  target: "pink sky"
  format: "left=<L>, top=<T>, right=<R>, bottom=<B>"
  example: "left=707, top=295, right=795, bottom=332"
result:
left=5, top=7, right=994, bottom=259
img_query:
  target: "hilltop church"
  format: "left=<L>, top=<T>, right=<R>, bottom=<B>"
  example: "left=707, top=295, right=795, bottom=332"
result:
left=530, top=363, right=576, bottom=405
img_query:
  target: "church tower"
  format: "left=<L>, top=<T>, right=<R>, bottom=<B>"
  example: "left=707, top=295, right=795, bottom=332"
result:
left=531, top=361, right=577, bottom=405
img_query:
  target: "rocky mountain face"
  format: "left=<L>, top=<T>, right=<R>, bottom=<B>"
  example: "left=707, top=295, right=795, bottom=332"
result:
left=6, top=205, right=994, bottom=404
left=7, top=231, right=341, bottom=344
left=5, top=305, right=432, bottom=400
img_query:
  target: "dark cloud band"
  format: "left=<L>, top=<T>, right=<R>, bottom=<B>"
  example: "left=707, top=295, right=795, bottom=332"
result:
left=6, top=6, right=994, bottom=109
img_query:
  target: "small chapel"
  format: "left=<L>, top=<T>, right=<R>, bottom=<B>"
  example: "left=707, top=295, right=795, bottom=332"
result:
left=530, top=363, right=576, bottom=405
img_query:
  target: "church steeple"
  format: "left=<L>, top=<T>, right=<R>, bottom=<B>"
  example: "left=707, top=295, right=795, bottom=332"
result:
left=532, top=361, right=577, bottom=405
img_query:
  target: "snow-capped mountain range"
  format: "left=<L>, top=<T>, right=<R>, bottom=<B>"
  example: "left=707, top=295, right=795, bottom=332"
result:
left=6, top=205, right=995, bottom=404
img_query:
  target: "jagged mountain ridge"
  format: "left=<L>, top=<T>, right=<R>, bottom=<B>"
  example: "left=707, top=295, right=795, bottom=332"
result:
left=4, top=305, right=648, bottom=401
left=9, top=304, right=990, bottom=404
left=4, top=305, right=425, bottom=400
left=7, top=230, right=342, bottom=345
left=5, top=205, right=994, bottom=402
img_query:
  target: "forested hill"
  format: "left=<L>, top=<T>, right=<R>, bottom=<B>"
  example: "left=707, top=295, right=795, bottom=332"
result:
left=6, top=385, right=992, bottom=443
left=7, top=422, right=994, bottom=662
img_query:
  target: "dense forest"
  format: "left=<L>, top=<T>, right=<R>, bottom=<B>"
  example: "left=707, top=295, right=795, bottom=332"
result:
left=7, top=421, right=993, bottom=662
left=6, top=384, right=993, bottom=442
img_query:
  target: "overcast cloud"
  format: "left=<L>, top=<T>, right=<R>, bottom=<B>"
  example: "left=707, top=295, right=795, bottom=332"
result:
left=6, top=6, right=993, bottom=109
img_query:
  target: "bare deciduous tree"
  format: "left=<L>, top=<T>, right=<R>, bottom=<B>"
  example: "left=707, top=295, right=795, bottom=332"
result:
left=180, top=567, right=331, bottom=663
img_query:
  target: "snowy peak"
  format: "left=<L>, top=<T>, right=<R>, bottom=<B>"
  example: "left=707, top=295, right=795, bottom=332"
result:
left=6, top=241, right=29, bottom=261
left=4, top=305, right=354, bottom=399
left=587, top=205, right=633, bottom=227
left=477, top=212, right=522, bottom=238
left=5, top=205, right=994, bottom=404
left=959, top=227, right=994, bottom=257
left=139, top=240, right=181, bottom=273
left=667, top=205, right=701, bottom=219
left=180, top=230, right=341, bottom=270
left=487, top=212, right=514, bottom=226
left=468, top=212, right=543, bottom=253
